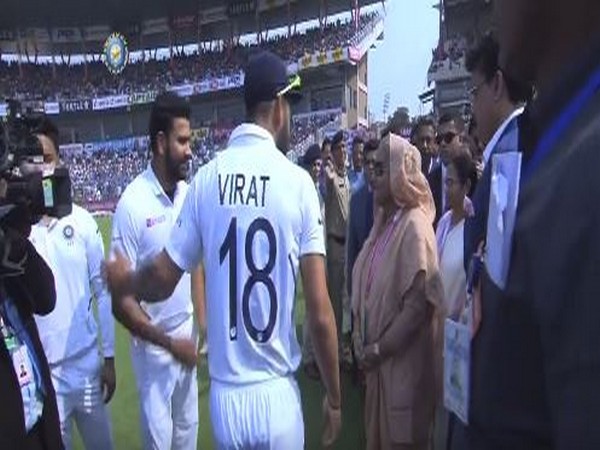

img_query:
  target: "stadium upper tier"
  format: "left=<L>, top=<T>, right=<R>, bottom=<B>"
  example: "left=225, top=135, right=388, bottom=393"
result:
left=0, top=13, right=379, bottom=104
left=1, top=0, right=380, bottom=51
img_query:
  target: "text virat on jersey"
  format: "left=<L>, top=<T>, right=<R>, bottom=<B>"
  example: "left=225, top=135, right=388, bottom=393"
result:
left=218, top=173, right=270, bottom=207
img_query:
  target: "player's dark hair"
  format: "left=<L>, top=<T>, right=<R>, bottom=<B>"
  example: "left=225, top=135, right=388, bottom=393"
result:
left=466, top=33, right=533, bottom=104
left=449, top=151, right=478, bottom=197
left=321, top=137, right=332, bottom=152
left=364, top=139, right=379, bottom=154
left=149, top=93, right=191, bottom=155
left=33, top=116, right=60, bottom=157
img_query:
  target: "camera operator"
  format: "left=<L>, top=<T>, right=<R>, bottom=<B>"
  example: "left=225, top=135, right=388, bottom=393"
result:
left=0, top=185, right=62, bottom=449
left=29, top=117, right=115, bottom=450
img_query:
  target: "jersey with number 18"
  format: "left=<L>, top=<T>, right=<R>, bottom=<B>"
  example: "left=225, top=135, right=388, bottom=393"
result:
left=166, top=124, right=326, bottom=385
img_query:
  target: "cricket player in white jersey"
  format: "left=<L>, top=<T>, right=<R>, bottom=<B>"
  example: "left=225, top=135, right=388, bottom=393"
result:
left=110, top=93, right=206, bottom=450
left=29, top=118, right=115, bottom=449
left=106, top=51, right=342, bottom=449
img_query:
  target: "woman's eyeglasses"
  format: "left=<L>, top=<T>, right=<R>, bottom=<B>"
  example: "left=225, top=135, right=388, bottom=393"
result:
left=372, top=161, right=385, bottom=177
left=436, top=132, right=457, bottom=145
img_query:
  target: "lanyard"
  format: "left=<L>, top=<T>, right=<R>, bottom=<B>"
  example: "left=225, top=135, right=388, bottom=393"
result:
left=523, top=64, right=600, bottom=181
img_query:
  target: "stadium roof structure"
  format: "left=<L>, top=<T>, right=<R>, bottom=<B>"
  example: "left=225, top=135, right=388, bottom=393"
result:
left=1, top=0, right=383, bottom=54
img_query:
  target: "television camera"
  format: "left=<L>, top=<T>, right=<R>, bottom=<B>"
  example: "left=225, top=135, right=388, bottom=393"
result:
left=0, top=100, right=72, bottom=224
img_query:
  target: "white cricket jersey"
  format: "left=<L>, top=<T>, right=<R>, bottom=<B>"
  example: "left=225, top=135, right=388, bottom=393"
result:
left=30, top=204, right=114, bottom=366
left=166, top=124, right=326, bottom=385
left=111, top=165, right=193, bottom=332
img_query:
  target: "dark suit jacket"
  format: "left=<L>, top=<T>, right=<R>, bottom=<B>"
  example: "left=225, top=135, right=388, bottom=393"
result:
left=460, top=44, right=600, bottom=450
left=463, top=117, right=520, bottom=272
left=0, top=238, right=62, bottom=450
left=426, top=165, right=443, bottom=228
left=346, top=182, right=374, bottom=297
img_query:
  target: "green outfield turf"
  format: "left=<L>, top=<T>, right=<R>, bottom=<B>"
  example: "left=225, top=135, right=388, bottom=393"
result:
left=69, top=216, right=364, bottom=449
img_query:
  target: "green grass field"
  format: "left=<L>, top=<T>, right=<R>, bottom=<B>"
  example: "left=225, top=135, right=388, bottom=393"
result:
left=70, top=216, right=364, bottom=449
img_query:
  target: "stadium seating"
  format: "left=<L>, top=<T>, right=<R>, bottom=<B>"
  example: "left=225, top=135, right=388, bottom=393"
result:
left=62, top=109, right=343, bottom=207
left=0, top=13, right=379, bottom=103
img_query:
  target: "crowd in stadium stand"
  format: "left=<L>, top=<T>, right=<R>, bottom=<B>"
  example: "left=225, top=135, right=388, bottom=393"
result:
left=427, top=35, right=471, bottom=75
left=0, top=12, right=380, bottom=102
left=63, top=108, right=342, bottom=205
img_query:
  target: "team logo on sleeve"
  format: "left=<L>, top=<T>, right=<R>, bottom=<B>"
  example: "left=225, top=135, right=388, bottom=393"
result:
left=63, top=225, right=75, bottom=245
left=102, top=32, right=129, bottom=75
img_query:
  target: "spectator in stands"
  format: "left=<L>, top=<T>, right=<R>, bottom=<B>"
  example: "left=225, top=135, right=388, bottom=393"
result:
left=0, top=13, right=380, bottom=104
left=351, top=134, right=443, bottom=450
left=411, top=116, right=438, bottom=174
left=427, top=113, right=464, bottom=227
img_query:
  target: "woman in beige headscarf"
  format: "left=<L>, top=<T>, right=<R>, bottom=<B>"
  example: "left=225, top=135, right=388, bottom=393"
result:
left=352, top=133, right=444, bottom=450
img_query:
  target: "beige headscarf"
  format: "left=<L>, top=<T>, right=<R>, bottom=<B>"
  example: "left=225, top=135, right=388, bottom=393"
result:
left=369, top=133, right=436, bottom=239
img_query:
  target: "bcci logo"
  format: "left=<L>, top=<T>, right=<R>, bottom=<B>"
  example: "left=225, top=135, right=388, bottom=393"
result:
left=63, top=225, right=75, bottom=245
left=102, top=32, right=129, bottom=75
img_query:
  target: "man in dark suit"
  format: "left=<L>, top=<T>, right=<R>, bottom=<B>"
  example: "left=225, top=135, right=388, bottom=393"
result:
left=346, top=138, right=378, bottom=298
left=452, top=0, right=600, bottom=448
left=411, top=116, right=437, bottom=175
left=462, top=34, right=532, bottom=270
left=427, top=113, right=464, bottom=227
left=0, top=207, right=62, bottom=450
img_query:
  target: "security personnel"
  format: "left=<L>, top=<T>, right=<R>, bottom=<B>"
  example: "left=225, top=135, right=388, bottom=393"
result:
left=324, top=130, right=352, bottom=368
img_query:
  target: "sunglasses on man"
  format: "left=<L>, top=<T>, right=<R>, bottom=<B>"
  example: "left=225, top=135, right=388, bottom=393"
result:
left=436, top=131, right=458, bottom=145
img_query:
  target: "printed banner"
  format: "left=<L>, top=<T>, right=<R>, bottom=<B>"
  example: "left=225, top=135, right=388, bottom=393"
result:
left=298, top=48, right=348, bottom=69
left=227, top=0, right=257, bottom=17
left=0, top=30, right=14, bottom=42
left=60, top=99, right=92, bottom=113
left=129, top=90, right=158, bottom=105
left=258, top=0, right=297, bottom=12
left=166, top=84, right=195, bottom=97
left=142, top=18, right=169, bottom=36
left=200, top=6, right=227, bottom=25
left=58, top=143, right=84, bottom=154
left=92, top=95, right=129, bottom=111
left=82, top=25, right=111, bottom=42
left=170, top=15, right=197, bottom=30
left=44, top=102, right=60, bottom=115
left=52, top=27, right=82, bottom=43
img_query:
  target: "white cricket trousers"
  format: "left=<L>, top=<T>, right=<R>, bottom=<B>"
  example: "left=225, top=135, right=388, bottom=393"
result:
left=210, top=375, right=304, bottom=450
left=130, top=316, right=199, bottom=450
left=51, top=348, right=113, bottom=450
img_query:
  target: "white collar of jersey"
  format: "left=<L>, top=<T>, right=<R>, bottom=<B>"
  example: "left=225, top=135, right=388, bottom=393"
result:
left=144, top=164, right=185, bottom=201
left=228, top=123, right=276, bottom=148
